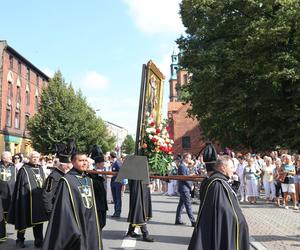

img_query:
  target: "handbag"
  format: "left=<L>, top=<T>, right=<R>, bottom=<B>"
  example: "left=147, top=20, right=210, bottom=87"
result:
left=278, top=172, right=287, bottom=183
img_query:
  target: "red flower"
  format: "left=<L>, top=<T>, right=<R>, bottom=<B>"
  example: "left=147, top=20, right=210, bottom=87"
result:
left=151, top=137, right=157, bottom=142
left=156, top=128, right=161, bottom=134
left=150, top=122, right=155, bottom=127
left=142, top=143, right=147, bottom=149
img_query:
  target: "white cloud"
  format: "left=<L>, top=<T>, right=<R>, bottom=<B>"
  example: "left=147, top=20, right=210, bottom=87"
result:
left=43, top=67, right=54, bottom=78
left=87, top=96, right=138, bottom=135
left=81, top=71, right=109, bottom=90
left=123, top=0, right=184, bottom=35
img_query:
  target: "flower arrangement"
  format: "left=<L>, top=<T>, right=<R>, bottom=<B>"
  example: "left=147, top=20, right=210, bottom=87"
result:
left=141, top=112, right=174, bottom=175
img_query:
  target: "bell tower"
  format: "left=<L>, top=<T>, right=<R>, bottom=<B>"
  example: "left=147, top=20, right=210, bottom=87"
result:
left=169, top=51, right=179, bottom=102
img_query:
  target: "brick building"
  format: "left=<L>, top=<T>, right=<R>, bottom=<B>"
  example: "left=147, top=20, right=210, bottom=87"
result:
left=0, top=40, right=49, bottom=155
left=167, top=52, right=205, bottom=157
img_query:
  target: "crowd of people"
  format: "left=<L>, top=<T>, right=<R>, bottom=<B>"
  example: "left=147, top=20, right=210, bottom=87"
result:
left=0, top=145, right=298, bottom=249
left=0, top=146, right=156, bottom=249
left=152, top=150, right=300, bottom=211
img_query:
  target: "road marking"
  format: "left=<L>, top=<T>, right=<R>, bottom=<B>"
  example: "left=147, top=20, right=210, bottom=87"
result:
left=250, top=236, right=267, bottom=250
left=121, top=238, right=136, bottom=248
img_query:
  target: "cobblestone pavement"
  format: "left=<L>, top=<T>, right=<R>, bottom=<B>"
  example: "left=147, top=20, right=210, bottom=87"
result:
left=241, top=199, right=300, bottom=250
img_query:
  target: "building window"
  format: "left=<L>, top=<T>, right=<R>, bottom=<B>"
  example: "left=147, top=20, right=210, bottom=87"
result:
left=18, top=61, right=22, bottom=75
left=27, top=67, right=30, bottom=81
left=15, top=112, right=20, bottom=129
left=25, top=114, right=30, bottom=130
left=8, top=82, right=13, bottom=98
left=9, top=55, right=13, bottom=69
left=26, top=90, right=30, bottom=106
left=35, top=96, right=39, bottom=110
left=36, top=74, right=39, bottom=87
left=16, top=86, right=21, bottom=104
left=6, top=108, right=12, bottom=127
left=182, top=136, right=191, bottom=149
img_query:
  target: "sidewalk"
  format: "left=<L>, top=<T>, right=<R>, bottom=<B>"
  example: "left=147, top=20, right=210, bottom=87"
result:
left=241, top=199, right=300, bottom=250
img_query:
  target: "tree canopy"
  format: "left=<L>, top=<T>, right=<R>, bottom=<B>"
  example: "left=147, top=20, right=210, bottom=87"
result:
left=121, top=134, right=135, bottom=154
left=177, top=0, right=300, bottom=151
left=27, top=71, right=116, bottom=154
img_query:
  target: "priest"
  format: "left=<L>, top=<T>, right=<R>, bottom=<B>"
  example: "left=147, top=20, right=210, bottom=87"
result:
left=0, top=151, right=16, bottom=242
left=188, top=155, right=249, bottom=250
left=42, top=152, right=102, bottom=250
left=8, top=151, right=47, bottom=248
left=42, top=152, right=73, bottom=219
left=126, top=179, right=154, bottom=242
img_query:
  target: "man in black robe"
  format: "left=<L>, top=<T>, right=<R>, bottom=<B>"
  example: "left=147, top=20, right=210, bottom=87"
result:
left=8, top=151, right=47, bottom=248
left=0, top=197, right=5, bottom=242
left=42, top=154, right=73, bottom=219
left=42, top=152, right=102, bottom=250
left=188, top=155, right=249, bottom=250
left=89, top=155, right=108, bottom=230
left=0, top=151, right=16, bottom=242
left=126, top=180, right=154, bottom=242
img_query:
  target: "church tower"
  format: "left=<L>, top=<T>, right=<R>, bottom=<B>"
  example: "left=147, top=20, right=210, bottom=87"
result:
left=169, top=51, right=179, bottom=102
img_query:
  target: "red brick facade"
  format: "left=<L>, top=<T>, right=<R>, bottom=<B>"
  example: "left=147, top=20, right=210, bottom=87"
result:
left=167, top=58, right=206, bottom=157
left=0, top=41, right=49, bottom=154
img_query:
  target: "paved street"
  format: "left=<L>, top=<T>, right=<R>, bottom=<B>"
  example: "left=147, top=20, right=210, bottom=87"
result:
left=2, top=192, right=300, bottom=249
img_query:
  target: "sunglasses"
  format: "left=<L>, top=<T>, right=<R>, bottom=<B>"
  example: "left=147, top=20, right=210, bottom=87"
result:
left=14, top=157, right=20, bottom=159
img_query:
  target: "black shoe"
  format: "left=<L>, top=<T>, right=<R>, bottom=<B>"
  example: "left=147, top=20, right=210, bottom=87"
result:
left=111, top=214, right=121, bottom=218
left=175, top=221, right=185, bottom=225
left=191, top=222, right=196, bottom=227
left=34, top=240, right=43, bottom=248
left=142, top=236, right=154, bottom=242
left=126, top=232, right=141, bottom=238
left=16, top=240, right=25, bottom=248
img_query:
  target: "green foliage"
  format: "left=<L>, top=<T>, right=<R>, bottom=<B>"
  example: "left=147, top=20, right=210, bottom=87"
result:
left=27, top=71, right=116, bottom=154
left=121, top=134, right=135, bottom=154
left=177, top=0, right=300, bottom=151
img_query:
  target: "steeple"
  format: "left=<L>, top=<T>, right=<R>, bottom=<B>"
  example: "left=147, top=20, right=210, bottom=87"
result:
left=170, top=50, right=179, bottom=80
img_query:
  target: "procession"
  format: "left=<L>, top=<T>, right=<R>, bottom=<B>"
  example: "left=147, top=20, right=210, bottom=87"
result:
left=1, top=0, right=300, bottom=249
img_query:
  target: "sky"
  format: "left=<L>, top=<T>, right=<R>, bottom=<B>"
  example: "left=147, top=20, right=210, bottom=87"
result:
left=0, top=0, right=185, bottom=135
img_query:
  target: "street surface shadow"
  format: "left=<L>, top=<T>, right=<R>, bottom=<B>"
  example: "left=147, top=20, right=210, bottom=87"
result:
left=152, top=209, right=198, bottom=216
left=253, top=234, right=300, bottom=242
left=152, top=200, right=179, bottom=204
left=0, top=239, right=36, bottom=250
left=150, top=234, right=190, bottom=245
left=102, top=230, right=127, bottom=240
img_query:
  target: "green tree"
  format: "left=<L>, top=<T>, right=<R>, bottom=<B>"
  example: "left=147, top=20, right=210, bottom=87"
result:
left=121, top=134, right=135, bottom=154
left=177, top=0, right=300, bottom=151
left=27, top=71, right=116, bottom=154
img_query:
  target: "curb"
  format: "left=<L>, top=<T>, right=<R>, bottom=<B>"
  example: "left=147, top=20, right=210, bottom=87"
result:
left=250, top=236, right=267, bottom=250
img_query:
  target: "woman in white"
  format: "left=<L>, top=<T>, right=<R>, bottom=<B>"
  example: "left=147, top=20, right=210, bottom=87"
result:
left=105, top=154, right=114, bottom=204
left=262, top=156, right=275, bottom=202
left=236, top=156, right=246, bottom=202
left=244, top=157, right=261, bottom=203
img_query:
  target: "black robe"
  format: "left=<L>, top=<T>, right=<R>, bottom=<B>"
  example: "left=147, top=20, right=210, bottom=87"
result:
left=89, top=173, right=108, bottom=230
left=8, top=164, right=47, bottom=231
left=42, top=168, right=102, bottom=250
left=42, top=168, right=64, bottom=219
left=189, top=171, right=249, bottom=250
left=0, top=162, right=17, bottom=213
left=0, top=198, right=5, bottom=242
left=127, top=180, right=152, bottom=225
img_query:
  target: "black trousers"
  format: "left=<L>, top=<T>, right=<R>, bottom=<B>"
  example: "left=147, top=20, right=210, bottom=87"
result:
left=17, top=223, right=43, bottom=243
